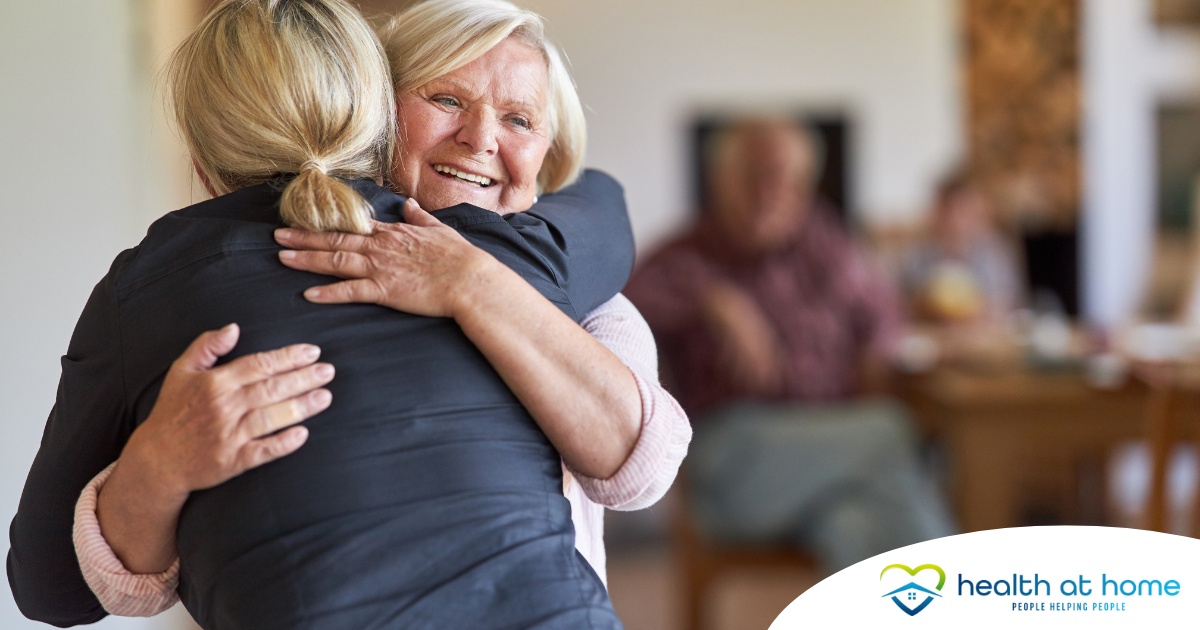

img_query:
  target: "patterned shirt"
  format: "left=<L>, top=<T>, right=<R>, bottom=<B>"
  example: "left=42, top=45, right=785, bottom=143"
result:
left=626, top=206, right=904, bottom=416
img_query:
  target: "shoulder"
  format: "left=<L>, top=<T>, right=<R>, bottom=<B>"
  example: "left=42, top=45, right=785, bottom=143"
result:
left=541, top=168, right=624, bottom=200
left=570, top=168, right=624, bottom=197
left=793, top=205, right=863, bottom=264
left=355, top=179, right=406, bottom=223
left=804, top=203, right=854, bottom=245
left=112, top=185, right=283, bottom=297
left=512, top=168, right=628, bottom=231
left=634, top=226, right=729, bottom=296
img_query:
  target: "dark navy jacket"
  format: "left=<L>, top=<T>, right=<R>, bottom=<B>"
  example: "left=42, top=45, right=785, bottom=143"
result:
left=8, top=172, right=631, bottom=629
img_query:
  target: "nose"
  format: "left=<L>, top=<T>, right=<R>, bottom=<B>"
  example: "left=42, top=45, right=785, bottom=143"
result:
left=456, top=108, right=498, bottom=156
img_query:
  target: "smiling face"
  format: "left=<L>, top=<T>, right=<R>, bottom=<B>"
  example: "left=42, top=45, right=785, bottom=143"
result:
left=393, top=37, right=551, bottom=215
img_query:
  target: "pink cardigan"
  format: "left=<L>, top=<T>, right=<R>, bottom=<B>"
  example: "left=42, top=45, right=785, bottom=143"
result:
left=73, top=293, right=691, bottom=616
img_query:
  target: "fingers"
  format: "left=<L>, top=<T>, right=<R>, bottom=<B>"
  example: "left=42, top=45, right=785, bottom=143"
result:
left=240, top=388, right=332, bottom=439
left=176, top=324, right=240, bottom=372
left=222, top=342, right=322, bottom=384
left=275, top=227, right=369, bottom=253
left=303, top=279, right=386, bottom=305
left=279, top=249, right=373, bottom=279
left=241, top=362, right=335, bottom=410
left=402, top=198, right=442, bottom=227
left=238, top=425, right=311, bottom=471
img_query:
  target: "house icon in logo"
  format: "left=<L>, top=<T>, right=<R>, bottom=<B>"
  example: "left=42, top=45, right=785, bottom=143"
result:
left=880, top=563, right=946, bottom=617
left=882, top=581, right=942, bottom=616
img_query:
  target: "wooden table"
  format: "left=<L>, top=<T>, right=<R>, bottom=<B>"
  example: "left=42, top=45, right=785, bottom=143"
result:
left=898, top=367, right=1151, bottom=532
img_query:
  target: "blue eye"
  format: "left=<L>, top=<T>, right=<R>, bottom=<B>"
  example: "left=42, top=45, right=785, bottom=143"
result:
left=508, top=116, right=532, bottom=130
left=432, top=96, right=460, bottom=108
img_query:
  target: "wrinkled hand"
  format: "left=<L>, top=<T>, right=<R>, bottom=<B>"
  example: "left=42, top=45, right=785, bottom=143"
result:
left=275, top=198, right=496, bottom=318
left=119, top=324, right=334, bottom=503
left=702, top=282, right=786, bottom=396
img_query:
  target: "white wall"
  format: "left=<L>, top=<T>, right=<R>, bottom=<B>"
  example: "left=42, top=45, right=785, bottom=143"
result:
left=0, top=1, right=191, bottom=627
left=1081, top=0, right=1200, bottom=327
left=521, top=0, right=963, bottom=249
left=1082, top=0, right=1157, bottom=329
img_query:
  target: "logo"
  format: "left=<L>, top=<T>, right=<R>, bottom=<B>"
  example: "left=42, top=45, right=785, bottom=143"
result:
left=880, top=563, right=946, bottom=616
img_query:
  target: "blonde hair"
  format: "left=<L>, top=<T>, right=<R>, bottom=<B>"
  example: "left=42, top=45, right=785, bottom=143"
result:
left=168, top=0, right=397, bottom=234
left=377, top=0, right=586, bottom=193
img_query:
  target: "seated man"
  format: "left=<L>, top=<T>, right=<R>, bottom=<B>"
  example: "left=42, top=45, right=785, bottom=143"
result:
left=626, top=117, right=954, bottom=572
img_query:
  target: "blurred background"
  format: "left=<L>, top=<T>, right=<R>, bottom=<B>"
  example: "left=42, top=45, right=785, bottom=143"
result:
left=7, top=0, right=1200, bottom=628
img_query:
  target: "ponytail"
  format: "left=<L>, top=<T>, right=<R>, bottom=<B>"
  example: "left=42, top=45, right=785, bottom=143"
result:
left=281, top=160, right=374, bottom=234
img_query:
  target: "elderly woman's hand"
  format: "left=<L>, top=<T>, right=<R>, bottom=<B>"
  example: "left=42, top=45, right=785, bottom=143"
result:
left=120, top=324, right=334, bottom=497
left=276, top=198, right=642, bottom=479
left=276, top=199, right=497, bottom=317
left=99, top=324, right=334, bottom=572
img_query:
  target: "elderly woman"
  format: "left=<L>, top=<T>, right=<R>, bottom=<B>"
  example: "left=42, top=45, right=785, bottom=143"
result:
left=9, top=0, right=688, bottom=628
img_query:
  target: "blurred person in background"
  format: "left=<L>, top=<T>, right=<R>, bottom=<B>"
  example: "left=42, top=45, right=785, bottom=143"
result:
left=626, top=117, right=954, bottom=572
left=902, top=169, right=1023, bottom=326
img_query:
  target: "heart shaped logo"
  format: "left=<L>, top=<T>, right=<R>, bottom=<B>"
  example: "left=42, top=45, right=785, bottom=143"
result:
left=880, top=563, right=946, bottom=616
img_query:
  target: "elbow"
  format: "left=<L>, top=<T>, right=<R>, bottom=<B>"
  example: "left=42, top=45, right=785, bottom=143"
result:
left=10, top=597, right=104, bottom=628
left=597, top=415, right=643, bottom=480
left=8, top=556, right=107, bottom=627
left=572, top=426, right=641, bottom=482
left=11, top=594, right=106, bottom=628
left=571, top=448, right=627, bottom=482
left=564, top=403, right=642, bottom=481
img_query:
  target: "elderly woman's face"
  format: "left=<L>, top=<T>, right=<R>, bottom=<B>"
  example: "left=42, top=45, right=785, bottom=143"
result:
left=394, top=37, right=551, bottom=214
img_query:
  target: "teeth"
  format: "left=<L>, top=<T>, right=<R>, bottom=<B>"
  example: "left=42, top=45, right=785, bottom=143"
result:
left=434, top=164, right=492, bottom=187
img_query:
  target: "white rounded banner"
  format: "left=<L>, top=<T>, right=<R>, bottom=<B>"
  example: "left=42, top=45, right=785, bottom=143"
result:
left=770, top=526, right=1200, bottom=629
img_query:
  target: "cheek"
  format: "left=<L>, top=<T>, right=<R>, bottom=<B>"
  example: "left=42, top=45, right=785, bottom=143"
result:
left=400, top=124, right=434, bottom=164
left=392, top=144, right=421, bottom=194
left=394, top=113, right=442, bottom=190
left=398, top=103, right=449, bottom=158
left=503, top=138, right=551, bottom=188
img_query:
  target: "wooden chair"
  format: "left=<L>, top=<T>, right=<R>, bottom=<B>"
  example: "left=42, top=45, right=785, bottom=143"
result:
left=671, top=477, right=820, bottom=630
left=1143, top=361, right=1200, bottom=535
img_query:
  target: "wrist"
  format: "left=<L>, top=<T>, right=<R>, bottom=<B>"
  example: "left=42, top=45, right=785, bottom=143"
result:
left=445, top=250, right=510, bottom=320
left=97, top=459, right=185, bottom=575
left=112, top=437, right=190, bottom=510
